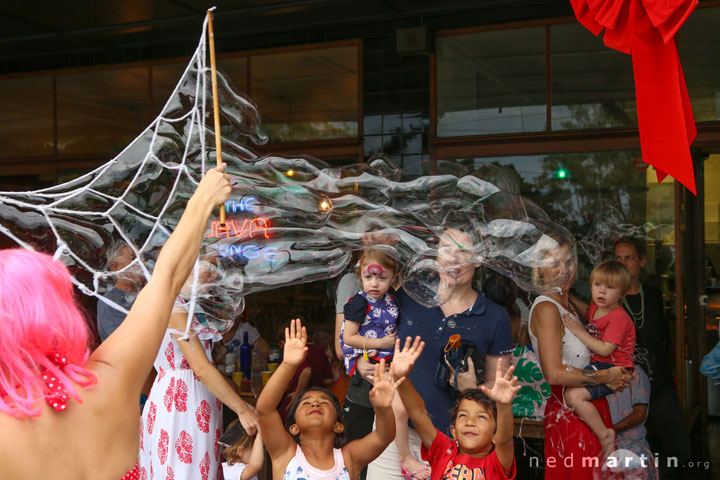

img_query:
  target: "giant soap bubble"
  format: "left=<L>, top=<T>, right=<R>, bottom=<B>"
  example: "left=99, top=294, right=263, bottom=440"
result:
left=0, top=14, right=576, bottom=335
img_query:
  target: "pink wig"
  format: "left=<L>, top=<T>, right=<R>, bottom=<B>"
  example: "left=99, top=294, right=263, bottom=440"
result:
left=0, top=249, right=97, bottom=417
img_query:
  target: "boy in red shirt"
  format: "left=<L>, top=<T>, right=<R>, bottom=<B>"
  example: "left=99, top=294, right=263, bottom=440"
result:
left=562, top=260, right=635, bottom=459
left=392, top=337, right=519, bottom=480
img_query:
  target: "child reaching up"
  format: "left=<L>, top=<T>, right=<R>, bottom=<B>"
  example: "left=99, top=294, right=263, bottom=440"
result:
left=562, top=260, right=635, bottom=458
left=393, top=336, right=519, bottom=480
left=257, top=318, right=403, bottom=480
left=222, top=423, right=265, bottom=480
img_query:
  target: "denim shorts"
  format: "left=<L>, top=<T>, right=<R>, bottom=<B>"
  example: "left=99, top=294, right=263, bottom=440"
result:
left=584, top=361, right=616, bottom=400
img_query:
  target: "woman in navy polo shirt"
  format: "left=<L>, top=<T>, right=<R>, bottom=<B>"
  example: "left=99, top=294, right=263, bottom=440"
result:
left=361, top=226, right=513, bottom=480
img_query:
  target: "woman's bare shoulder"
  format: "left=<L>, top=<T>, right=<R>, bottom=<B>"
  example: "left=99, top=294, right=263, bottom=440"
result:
left=531, top=301, right=563, bottom=334
left=532, top=300, right=562, bottom=319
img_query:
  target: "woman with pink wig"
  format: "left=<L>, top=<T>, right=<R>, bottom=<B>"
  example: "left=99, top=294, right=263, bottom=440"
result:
left=0, top=165, right=242, bottom=480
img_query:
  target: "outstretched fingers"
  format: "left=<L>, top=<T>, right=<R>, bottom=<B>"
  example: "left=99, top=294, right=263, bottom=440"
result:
left=503, top=363, right=516, bottom=381
left=373, top=359, right=384, bottom=381
left=286, top=317, right=306, bottom=343
left=401, top=336, right=424, bottom=358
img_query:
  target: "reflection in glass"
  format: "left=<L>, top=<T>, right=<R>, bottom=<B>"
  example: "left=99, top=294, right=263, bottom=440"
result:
left=57, top=68, right=150, bottom=155
left=551, top=23, right=636, bottom=130
left=251, top=46, right=358, bottom=142
left=437, top=27, right=546, bottom=136
left=678, top=7, right=720, bottom=122
left=152, top=64, right=186, bottom=116
left=451, top=152, right=675, bottom=297
left=0, top=77, right=54, bottom=157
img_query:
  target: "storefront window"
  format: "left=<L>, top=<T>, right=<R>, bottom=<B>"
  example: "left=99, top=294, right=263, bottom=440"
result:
left=436, top=27, right=546, bottom=137
left=250, top=45, right=359, bottom=142
left=152, top=64, right=189, bottom=117
left=437, top=7, right=720, bottom=137
left=57, top=67, right=150, bottom=155
left=678, top=7, right=720, bottom=122
left=0, top=76, right=54, bottom=157
left=551, top=23, right=636, bottom=131
left=449, top=152, right=675, bottom=297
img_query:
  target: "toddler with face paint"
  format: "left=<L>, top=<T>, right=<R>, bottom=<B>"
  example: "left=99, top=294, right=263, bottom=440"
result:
left=341, top=249, right=432, bottom=480
left=341, top=248, right=399, bottom=374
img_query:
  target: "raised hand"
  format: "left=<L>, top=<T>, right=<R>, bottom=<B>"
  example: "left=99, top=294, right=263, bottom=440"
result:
left=237, top=407, right=259, bottom=436
left=369, top=360, right=404, bottom=409
left=282, top=318, right=308, bottom=367
left=392, top=336, right=424, bottom=379
left=195, top=163, right=232, bottom=207
left=480, top=358, right=520, bottom=406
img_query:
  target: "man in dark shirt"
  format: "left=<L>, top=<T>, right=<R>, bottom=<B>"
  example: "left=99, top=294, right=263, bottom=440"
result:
left=614, top=237, right=691, bottom=472
left=97, top=242, right=144, bottom=340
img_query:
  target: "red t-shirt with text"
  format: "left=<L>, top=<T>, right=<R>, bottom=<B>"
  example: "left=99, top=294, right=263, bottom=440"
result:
left=421, top=430, right=516, bottom=480
left=586, top=304, right=635, bottom=368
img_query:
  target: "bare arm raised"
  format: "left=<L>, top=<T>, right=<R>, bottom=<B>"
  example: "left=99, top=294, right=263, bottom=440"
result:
left=91, top=165, right=231, bottom=400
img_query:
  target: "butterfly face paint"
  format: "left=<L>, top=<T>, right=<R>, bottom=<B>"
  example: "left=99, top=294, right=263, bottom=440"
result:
left=365, top=264, right=384, bottom=276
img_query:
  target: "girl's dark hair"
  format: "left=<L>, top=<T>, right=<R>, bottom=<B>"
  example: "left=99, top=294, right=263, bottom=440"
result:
left=450, top=389, right=497, bottom=425
left=285, top=387, right=345, bottom=448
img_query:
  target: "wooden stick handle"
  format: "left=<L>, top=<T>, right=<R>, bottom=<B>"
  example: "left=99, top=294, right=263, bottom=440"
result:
left=207, top=10, right=226, bottom=225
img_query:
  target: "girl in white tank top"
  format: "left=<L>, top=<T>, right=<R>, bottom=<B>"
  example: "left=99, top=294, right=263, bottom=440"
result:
left=257, top=319, right=402, bottom=480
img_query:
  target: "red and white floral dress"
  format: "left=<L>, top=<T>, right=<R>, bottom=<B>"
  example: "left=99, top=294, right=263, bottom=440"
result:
left=139, top=329, right=224, bottom=480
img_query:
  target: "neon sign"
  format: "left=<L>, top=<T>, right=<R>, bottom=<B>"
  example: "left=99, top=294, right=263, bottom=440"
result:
left=206, top=218, right=270, bottom=240
left=208, top=195, right=278, bottom=263
left=218, top=244, right=278, bottom=262
left=225, top=197, right=257, bottom=213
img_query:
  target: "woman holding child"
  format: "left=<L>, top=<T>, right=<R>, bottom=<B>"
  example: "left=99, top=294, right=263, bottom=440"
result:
left=358, top=224, right=514, bottom=480
left=528, top=235, right=631, bottom=479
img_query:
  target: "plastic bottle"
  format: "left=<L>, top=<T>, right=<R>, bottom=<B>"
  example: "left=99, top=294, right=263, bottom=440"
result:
left=240, top=332, right=253, bottom=379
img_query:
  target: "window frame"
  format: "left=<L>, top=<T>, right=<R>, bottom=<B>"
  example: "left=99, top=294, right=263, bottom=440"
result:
left=430, top=6, right=720, bottom=160
left=0, top=38, right=363, bottom=177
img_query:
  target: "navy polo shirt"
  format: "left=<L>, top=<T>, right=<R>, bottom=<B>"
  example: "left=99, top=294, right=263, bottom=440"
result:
left=396, top=287, right=512, bottom=434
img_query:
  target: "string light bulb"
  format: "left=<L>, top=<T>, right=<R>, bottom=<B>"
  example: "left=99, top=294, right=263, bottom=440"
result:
left=318, top=198, right=332, bottom=213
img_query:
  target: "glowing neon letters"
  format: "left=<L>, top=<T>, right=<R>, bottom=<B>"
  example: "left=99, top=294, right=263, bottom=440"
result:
left=206, top=218, right=270, bottom=240
left=225, top=197, right=257, bottom=213
left=218, top=244, right=278, bottom=262
left=207, top=196, right=277, bottom=262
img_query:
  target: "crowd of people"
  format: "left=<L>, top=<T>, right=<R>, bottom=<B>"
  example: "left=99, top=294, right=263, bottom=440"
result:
left=0, top=166, right=695, bottom=480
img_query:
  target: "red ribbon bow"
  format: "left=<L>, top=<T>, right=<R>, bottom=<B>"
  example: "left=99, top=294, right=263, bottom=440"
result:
left=571, top=0, right=698, bottom=193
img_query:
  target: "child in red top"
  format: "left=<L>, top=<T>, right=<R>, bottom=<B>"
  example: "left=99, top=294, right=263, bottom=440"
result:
left=392, top=337, right=519, bottom=480
left=563, top=260, right=636, bottom=459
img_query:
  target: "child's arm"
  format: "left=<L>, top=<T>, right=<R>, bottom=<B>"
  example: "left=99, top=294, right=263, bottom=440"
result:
left=480, top=358, right=520, bottom=476
left=345, top=360, right=404, bottom=470
left=562, top=314, right=618, bottom=357
left=613, top=404, right=648, bottom=433
left=256, top=319, right=308, bottom=461
left=392, top=337, right=437, bottom=448
left=343, top=319, right=395, bottom=350
left=241, top=430, right=266, bottom=480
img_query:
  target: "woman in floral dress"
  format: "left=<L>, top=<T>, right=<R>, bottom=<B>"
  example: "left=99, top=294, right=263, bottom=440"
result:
left=140, top=271, right=258, bottom=480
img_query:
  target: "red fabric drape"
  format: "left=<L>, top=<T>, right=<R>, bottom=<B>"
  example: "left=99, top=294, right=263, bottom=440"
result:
left=570, top=0, right=698, bottom=194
